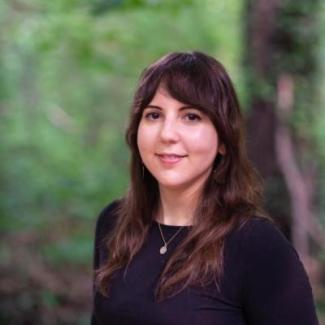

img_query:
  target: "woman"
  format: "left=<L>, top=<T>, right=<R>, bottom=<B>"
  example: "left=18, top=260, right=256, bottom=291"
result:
left=92, top=51, right=319, bottom=324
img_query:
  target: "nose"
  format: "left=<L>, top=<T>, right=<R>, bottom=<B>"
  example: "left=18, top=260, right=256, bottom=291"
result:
left=159, top=118, right=180, bottom=143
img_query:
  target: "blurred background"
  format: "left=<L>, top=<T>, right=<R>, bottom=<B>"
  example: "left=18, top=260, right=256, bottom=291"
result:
left=0, top=0, right=324, bottom=323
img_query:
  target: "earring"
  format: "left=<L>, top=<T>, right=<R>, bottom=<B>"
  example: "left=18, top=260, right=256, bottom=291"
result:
left=213, top=167, right=226, bottom=185
left=213, top=168, right=218, bottom=181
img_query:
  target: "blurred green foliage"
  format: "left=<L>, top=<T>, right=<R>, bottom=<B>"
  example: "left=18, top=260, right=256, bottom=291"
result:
left=0, top=0, right=244, bottom=233
left=0, top=0, right=245, bottom=322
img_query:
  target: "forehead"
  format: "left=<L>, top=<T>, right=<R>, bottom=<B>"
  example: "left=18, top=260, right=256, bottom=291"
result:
left=149, top=87, right=180, bottom=104
left=147, top=87, right=196, bottom=110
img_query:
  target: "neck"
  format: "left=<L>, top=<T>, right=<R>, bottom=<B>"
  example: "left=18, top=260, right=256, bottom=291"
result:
left=157, top=183, right=203, bottom=226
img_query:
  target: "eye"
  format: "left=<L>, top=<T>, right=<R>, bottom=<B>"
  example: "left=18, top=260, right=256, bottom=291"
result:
left=184, top=113, right=202, bottom=122
left=144, top=111, right=160, bottom=120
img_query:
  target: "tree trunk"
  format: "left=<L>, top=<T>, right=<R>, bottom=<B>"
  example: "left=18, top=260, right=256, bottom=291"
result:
left=244, top=0, right=323, bottom=265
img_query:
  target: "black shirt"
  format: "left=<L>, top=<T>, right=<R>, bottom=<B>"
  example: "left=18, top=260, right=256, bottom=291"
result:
left=92, top=201, right=319, bottom=325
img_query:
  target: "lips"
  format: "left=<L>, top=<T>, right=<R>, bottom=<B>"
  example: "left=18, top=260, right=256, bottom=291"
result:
left=156, top=153, right=187, bottom=164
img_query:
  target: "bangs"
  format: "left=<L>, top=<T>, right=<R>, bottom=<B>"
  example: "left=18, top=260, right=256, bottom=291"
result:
left=159, top=58, right=218, bottom=116
left=137, top=52, right=223, bottom=123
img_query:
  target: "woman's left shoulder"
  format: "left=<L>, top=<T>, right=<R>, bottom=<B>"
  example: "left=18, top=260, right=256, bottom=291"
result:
left=224, top=216, right=304, bottom=281
left=233, top=216, right=295, bottom=257
left=230, top=220, right=319, bottom=324
left=231, top=216, right=313, bottom=299
left=237, top=216, right=282, bottom=236
left=224, top=216, right=304, bottom=288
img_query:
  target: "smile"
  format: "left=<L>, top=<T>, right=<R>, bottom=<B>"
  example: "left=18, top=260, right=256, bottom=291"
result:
left=156, top=153, right=187, bottom=165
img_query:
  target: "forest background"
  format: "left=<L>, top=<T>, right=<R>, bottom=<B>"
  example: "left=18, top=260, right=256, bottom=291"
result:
left=1, top=0, right=325, bottom=324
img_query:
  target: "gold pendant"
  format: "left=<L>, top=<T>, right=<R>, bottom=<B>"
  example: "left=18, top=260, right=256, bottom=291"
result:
left=160, top=245, right=167, bottom=254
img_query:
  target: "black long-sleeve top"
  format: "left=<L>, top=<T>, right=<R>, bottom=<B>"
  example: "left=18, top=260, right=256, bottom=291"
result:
left=92, top=201, right=319, bottom=325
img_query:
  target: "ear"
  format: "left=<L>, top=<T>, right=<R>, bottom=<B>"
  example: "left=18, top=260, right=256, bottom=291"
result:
left=218, top=143, right=226, bottom=155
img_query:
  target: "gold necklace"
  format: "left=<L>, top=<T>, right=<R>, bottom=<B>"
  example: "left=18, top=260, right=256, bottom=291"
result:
left=157, top=222, right=184, bottom=254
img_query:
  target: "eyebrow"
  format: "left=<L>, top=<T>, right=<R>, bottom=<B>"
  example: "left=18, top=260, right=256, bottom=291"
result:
left=145, top=105, right=198, bottom=111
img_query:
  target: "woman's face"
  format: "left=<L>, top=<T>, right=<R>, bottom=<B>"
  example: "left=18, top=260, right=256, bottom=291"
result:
left=137, top=87, right=224, bottom=193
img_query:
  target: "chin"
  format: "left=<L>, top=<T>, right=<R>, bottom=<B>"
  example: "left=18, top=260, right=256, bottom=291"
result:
left=156, top=178, right=192, bottom=190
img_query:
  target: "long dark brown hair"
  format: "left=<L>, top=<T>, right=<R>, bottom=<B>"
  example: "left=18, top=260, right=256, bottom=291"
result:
left=96, top=51, right=267, bottom=301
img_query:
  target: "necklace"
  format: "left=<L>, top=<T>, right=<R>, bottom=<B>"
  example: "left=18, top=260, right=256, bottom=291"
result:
left=157, top=222, right=184, bottom=254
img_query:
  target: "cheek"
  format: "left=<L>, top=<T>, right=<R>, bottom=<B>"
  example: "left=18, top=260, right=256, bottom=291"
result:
left=137, top=125, right=144, bottom=152
left=188, top=128, right=219, bottom=155
left=137, top=123, right=151, bottom=154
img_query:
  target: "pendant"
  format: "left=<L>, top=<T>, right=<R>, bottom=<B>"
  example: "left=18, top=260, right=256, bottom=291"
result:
left=160, top=245, right=167, bottom=254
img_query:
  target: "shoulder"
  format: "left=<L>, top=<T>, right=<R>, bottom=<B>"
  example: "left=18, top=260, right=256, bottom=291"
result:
left=229, top=217, right=293, bottom=253
left=231, top=217, right=311, bottom=297
left=93, top=200, right=122, bottom=269
left=236, top=216, right=282, bottom=237
left=224, top=216, right=306, bottom=292
left=228, top=221, right=318, bottom=323
left=225, top=216, right=298, bottom=274
left=95, top=199, right=121, bottom=243
left=227, top=216, right=300, bottom=270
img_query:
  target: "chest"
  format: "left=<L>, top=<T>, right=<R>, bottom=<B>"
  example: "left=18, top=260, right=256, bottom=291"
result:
left=94, top=226, right=246, bottom=325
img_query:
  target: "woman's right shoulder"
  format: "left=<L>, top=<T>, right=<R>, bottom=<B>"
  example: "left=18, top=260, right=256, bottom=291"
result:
left=95, top=199, right=122, bottom=239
